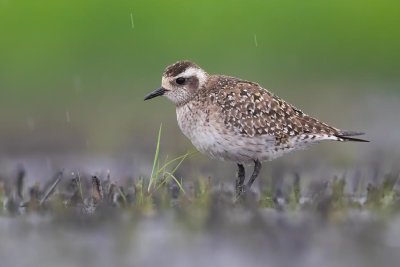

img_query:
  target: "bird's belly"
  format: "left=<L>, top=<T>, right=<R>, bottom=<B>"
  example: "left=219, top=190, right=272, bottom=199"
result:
left=176, top=106, right=305, bottom=163
left=184, top=123, right=283, bottom=163
left=192, top=128, right=297, bottom=163
left=176, top=106, right=251, bottom=162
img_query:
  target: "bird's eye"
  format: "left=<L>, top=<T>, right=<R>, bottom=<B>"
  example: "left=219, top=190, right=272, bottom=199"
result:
left=176, top=77, right=186, bottom=85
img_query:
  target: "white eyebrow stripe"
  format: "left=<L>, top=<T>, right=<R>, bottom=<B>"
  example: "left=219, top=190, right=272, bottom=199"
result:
left=179, top=67, right=207, bottom=85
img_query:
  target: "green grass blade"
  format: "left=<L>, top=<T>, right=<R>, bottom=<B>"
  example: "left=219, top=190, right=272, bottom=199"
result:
left=147, top=124, right=162, bottom=192
left=164, top=171, right=187, bottom=195
left=170, top=151, right=192, bottom=175
left=156, top=150, right=197, bottom=176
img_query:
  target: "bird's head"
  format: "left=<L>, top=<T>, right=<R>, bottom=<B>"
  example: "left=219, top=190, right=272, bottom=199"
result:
left=144, top=60, right=208, bottom=106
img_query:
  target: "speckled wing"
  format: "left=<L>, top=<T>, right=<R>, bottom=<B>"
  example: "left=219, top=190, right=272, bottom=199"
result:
left=207, top=76, right=340, bottom=144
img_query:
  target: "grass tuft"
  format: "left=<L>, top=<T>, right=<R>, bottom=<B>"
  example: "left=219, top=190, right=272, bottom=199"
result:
left=147, top=123, right=163, bottom=192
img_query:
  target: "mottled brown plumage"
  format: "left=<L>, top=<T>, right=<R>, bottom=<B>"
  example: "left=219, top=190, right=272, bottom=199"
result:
left=144, top=60, right=368, bottom=197
left=200, top=75, right=340, bottom=143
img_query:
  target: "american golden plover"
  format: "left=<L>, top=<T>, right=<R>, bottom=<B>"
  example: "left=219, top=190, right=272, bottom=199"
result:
left=144, top=60, right=368, bottom=197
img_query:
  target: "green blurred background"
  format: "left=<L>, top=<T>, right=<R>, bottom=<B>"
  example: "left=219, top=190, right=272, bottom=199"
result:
left=0, top=0, right=399, bottom=157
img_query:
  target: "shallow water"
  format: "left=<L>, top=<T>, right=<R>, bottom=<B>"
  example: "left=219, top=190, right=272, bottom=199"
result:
left=0, top=209, right=399, bottom=267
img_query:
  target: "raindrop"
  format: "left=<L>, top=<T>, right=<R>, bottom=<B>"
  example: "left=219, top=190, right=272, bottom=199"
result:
left=27, top=117, right=35, bottom=131
left=130, top=12, right=135, bottom=29
left=66, top=111, right=71, bottom=123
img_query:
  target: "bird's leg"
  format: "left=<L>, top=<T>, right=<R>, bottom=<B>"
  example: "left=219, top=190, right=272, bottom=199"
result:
left=246, top=160, right=262, bottom=190
left=235, top=163, right=246, bottom=197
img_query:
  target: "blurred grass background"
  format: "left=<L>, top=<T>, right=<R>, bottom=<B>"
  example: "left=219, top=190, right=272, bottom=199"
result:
left=0, top=0, right=399, bottom=157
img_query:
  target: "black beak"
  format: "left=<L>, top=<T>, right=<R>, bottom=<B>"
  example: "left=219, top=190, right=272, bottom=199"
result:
left=144, top=87, right=167, bottom=101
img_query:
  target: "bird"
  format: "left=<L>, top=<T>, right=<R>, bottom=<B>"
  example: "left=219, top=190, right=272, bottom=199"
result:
left=144, top=60, right=368, bottom=198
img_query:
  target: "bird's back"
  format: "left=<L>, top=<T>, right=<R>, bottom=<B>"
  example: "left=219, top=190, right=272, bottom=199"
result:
left=204, top=75, right=340, bottom=135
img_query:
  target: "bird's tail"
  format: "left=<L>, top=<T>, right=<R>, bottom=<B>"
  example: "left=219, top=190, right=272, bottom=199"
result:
left=335, top=130, right=369, bottom=142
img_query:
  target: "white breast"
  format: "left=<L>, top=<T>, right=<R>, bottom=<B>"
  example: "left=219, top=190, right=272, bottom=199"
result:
left=176, top=104, right=213, bottom=152
left=176, top=104, right=279, bottom=163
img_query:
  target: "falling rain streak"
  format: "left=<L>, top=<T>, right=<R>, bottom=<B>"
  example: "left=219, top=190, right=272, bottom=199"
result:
left=27, top=118, right=35, bottom=131
left=130, top=12, right=135, bottom=29
left=66, top=111, right=71, bottom=123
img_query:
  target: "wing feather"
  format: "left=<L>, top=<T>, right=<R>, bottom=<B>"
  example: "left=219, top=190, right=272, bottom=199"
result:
left=206, top=76, right=340, bottom=144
